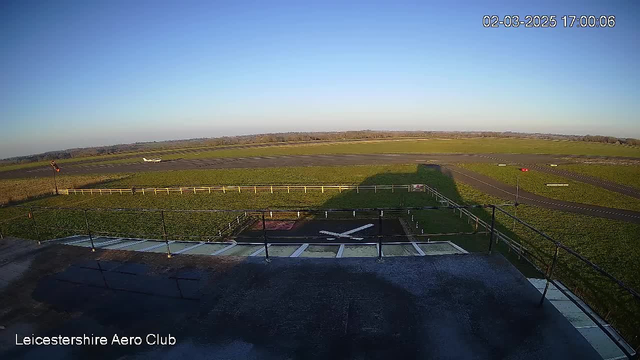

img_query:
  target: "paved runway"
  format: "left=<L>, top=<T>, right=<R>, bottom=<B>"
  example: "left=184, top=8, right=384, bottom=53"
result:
left=437, top=165, right=640, bottom=224
left=0, top=153, right=575, bottom=179
left=3, top=152, right=639, bottom=223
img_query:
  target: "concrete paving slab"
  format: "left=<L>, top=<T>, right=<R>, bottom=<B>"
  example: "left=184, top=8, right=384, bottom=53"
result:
left=418, top=242, right=463, bottom=255
left=579, top=326, right=627, bottom=360
left=181, top=243, right=229, bottom=255
left=218, top=244, right=263, bottom=256
left=342, top=244, right=378, bottom=257
left=382, top=244, right=419, bottom=256
left=146, top=242, right=196, bottom=254
left=265, top=244, right=299, bottom=257
left=300, top=245, right=339, bottom=258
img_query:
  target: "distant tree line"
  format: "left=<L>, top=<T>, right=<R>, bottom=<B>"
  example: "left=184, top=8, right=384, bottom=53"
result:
left=2, top=130, right=638, bottom=165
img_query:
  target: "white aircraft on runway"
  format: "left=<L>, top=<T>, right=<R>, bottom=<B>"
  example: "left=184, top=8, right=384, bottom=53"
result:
left=143, top=158, right=162, bottom=163
left=319, top=223, right=374, bottom=241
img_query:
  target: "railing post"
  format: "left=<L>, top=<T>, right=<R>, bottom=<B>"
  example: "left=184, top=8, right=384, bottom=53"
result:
left=539, top=245, right=560, bottom=306
left=488, top=206, right=496, bottom=254
left=378, top=210, right=383, bottom=260
left=262, top=212, right=270, bottom=262
left=29, top=208, right=41, bottom=245
left=84, top=210, right=95, bottom=252
left=161, top=210, right=171, bottom=258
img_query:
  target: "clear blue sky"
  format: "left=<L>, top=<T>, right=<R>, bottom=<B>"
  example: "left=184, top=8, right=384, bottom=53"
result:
left=1, top=0, right=639, bottom=158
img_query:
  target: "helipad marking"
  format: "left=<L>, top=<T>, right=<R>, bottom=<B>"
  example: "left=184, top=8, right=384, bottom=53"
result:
left=319, top=223, right=374, bottom=241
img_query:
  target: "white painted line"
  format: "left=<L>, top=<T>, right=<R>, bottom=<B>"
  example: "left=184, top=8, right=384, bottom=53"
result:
left=319, top=224, right=373, bottom=240
left=46, top=234, right=85, bottom=243
left=109, top=240, right=147, bottom=250
left=446, top=241, right=469, bottom=254
left=65, top=236, right=93, bottom=245
left=290, top=244, right=309, bottom=258
left=412, top=242, right=426, bottom=256
left=341, top=224, right=374, bottom=235
left=94, top=238, right=125, bottom=248
left=337, top=244, right=345, bottom=258
left=174, top=242, right=206, bottom=254
left=575, top=324, right=611, bottom=329
left=211, top=243, right=236, bottom=255
left=139, top=241, right=174, bottom=252
left=249, top=245, right=270, bottom=257
left=319, top=231, right=364, bottom=240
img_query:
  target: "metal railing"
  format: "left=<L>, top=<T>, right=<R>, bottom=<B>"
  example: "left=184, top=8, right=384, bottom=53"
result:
left=8, top=184, right=640, bottom=356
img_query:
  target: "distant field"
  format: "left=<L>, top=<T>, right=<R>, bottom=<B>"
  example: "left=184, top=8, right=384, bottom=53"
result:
left=456, top=163, right=640, bottom=212
left=561, top=164, right=640, bottom=190
left=3, top=137, right=640, bottom=172
left=95, top=164, right=427, bottom=188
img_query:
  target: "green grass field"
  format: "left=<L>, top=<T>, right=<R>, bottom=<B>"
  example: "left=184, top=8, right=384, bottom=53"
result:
left=0, top=174, right=127, bottom=205
left=1, top=163, right=638, bottom=346
left=3, top=137, right=640, bottom=172
left=561, top=164, right=640, bottom=190
left=456, top=163, right=640, bottom=212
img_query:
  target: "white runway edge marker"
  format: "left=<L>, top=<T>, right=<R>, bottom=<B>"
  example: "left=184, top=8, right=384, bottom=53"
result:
left=319, top=223, right=374, bottom=241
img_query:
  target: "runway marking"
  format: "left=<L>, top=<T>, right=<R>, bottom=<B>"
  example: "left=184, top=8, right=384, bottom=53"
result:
left=446, top=167, right=640, bottom=220
left=319, top=224, right=374, bottom=241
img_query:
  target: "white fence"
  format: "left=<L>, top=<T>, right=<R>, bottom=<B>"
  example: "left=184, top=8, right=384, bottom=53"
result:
left=59, top=182, right=525, bottom=255
left=60, top=184, right=423, bottom=195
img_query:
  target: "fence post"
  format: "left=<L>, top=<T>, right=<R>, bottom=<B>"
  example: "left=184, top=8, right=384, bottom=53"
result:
left=321, top=186, right=324, bottom=193
left=271, top=186, right=273, bottom=194
left=238, top=186, right=241, bottom=193
left=83, top=210, right=95, bottom=252
left=539, top=246, right=560, bottom=306
left=29, top=208, right=41, bottom=245
left=288, top=186, right=290, bottom=194
left=262, top=212, right=270, bottom=262
left=304, top=186, right=307, bottom=194
left=356, top=186, right=359, bottom=193
left=488, top=206, right=496, bottom=254
left=254, top=186, right=257, bottom=194
left=161, top=210, right=171, bottom=258
left=378, top=210, right=383, bottom=260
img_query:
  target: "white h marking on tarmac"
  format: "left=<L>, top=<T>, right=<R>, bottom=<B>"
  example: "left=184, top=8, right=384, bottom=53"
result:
left=319, top=223, right=374, bottom=241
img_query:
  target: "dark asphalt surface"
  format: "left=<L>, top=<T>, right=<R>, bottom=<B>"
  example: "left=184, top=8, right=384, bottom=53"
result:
left=529, top=164, right=640, bottom=200
left=438, top=165, right=640, bottom=224
left=238, top=219, right=407, bottom=243
left=0, top=244, right=601, bottom=360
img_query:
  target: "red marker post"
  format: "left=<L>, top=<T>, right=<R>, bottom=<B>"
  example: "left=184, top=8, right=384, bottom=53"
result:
left=50, top=161, right=61, bottom=195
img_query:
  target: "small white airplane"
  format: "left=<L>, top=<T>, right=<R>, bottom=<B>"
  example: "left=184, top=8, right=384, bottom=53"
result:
left=143, top=158, right=162, bottom=163
left=319, top=223, right=374, bottom=241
